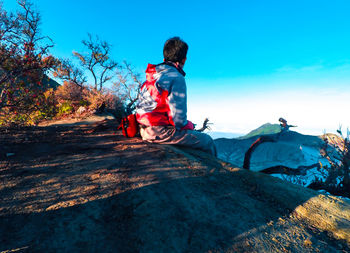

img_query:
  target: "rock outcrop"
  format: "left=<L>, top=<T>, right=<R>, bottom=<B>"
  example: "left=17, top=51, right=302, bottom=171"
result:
left=1, top=121, right=349, bottom=252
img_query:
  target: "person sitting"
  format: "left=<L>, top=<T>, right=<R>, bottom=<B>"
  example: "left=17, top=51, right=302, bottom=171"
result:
left=135, top=37, right=217, bottom=156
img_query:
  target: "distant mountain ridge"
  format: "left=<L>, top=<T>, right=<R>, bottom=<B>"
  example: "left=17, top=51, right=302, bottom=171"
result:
left=239, top=123, right=281, bottom=139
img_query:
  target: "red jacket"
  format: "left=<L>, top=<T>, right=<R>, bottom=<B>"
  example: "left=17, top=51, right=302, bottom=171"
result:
left=136, top=62, right=188, bottom=129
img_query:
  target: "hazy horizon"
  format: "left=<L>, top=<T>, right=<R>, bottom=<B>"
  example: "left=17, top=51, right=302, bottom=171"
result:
left=207, top=121, right=336, bottom=140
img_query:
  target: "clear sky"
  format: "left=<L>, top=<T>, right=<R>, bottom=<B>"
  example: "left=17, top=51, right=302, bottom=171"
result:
left=3, top=0, right=350, bottom=135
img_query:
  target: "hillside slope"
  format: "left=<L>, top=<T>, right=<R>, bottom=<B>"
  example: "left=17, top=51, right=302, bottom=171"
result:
left=240, top=123, right=281, bottom=139
left=1, top=120, right=349, bottom=252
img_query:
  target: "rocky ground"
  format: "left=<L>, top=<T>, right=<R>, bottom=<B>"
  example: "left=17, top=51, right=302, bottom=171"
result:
left=1, top=119, right=350, bottom=252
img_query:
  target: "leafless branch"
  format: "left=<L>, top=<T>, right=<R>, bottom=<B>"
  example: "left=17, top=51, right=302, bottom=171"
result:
left=55, top=59, right=86, bottom=89
left=243, top=135, right=277, bottom=170
left=113, top=61, right=142, bottom=114
left=260, top=163, right=321, bottom=175
left=196, top=118, right=212, bottom=132
left=74, top=33, right=118, bottom=91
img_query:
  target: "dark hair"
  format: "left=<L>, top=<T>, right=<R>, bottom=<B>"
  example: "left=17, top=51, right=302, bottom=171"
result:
left=163, top=37, right=188, bottom=63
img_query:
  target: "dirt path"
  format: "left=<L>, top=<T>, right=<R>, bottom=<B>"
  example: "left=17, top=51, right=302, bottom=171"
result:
left=1, top=120, right=349, bottom=252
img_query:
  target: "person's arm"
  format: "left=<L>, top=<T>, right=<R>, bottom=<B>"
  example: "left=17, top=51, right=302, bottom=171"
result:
left=167, top=76, right=188, bottom=129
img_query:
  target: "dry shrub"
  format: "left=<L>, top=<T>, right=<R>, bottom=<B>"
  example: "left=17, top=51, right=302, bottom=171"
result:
left=83, top=87, right=125, bottom=118
left=55, top=81, right=84, bottom=105
left=0, top=88, right=58, bottom=126
left=55, top=81, right=88, bottom=117
left=54, top=82, right=125, bottom=119
left=83, top=88, right=107, bottom=110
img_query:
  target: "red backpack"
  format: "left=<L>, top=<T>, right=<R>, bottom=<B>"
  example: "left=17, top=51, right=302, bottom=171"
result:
left=118, top=114, right=139, bottom=137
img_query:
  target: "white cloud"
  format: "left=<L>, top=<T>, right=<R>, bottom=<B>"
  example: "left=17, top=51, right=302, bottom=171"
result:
left=188, top=79, right=350, bottom=136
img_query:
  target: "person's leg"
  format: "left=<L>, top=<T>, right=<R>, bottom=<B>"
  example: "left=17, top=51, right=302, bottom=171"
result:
left=175, top=129, right=217, bottom=157
left=140, top=126, right=217, bottom=157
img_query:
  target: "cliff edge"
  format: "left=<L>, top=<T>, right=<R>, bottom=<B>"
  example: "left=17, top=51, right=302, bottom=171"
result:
left=1, top=119, right=349, bottom=252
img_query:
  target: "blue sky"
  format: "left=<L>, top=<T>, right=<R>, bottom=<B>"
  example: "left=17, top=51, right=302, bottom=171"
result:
left=3, top=0, right=350, bottom=135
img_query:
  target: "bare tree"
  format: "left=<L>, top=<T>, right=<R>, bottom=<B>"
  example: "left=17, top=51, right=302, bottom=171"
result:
left=318, top=127, right=350, bottom=194
left=114, top=61, right=142, bottom=115
left=17, top=0, right=53, bottom=54
left=0, top=0, right=58, bottom=124
left=0, top=2, right=19, bottom=45
left=243, top=135, right=276, bottom=170
left=242, top=134, right=320, bottom=175
left=54, top=58, right=87, bottom=89
left=73, top=34, right=118, bottom=91
left=240, top=127, right=350, bottom=197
